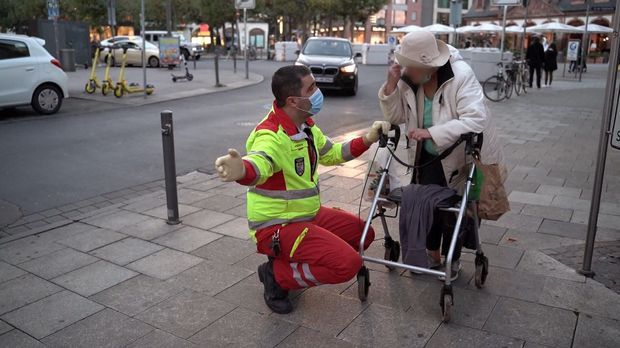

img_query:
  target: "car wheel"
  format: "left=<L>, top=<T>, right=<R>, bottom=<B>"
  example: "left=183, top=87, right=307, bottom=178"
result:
left=32, top=84, right=62, bottom=115
left=148, top=56, right=159, bottom=68
left=346, top=77, right=358, bottom=96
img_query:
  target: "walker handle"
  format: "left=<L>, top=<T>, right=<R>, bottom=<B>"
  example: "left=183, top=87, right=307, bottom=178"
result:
left=379, top=124, right=400, bottom=148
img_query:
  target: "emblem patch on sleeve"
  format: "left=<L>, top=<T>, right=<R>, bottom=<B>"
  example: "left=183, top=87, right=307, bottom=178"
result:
left=294, top=157, right=305, bottom=176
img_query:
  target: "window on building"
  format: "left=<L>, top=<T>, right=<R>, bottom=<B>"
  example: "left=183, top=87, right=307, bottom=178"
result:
left=411, top=11, right=417, bottom=21
left=439, top=0, right=469, bottom=9
left=438, top=0, right=450, bottom=9
left=394, top=0, right=407, bottom=4
left=393, top=10, right=406, bottom=26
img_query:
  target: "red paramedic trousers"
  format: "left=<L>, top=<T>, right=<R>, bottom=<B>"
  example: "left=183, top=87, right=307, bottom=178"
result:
left=255, top=206, right=375, bottom=290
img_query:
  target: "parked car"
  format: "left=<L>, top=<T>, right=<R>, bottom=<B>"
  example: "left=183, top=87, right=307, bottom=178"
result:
left=144, top=31, right=204, bottom=60
left=99, top=36, right=134, bottom=48
left=295, top=37, right=361, bottom=95
left=0, top=34, right=68, bottom=115
left=100, top=38, right=160, bottom=68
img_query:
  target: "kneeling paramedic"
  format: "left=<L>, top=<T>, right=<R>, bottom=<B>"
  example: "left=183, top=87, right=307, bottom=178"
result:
left=215, top=65, right=390, bottom=314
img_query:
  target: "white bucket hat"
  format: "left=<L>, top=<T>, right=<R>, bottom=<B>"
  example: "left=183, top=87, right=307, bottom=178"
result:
left=394, top=30, right=450, bottom=68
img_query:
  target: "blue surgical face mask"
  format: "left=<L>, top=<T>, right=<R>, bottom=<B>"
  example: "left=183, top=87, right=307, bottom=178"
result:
left=294, top=88, right=324, bottom=115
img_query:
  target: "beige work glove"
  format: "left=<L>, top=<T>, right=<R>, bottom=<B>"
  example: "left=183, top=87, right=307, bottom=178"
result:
left=364, top=121, right=391, bottom=144
left=214, top=149, right=245, bottom=182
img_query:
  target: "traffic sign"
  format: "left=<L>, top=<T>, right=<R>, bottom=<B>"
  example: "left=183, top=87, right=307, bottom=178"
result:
left=235, top=0, right=255, bottom=10
left=567, top=40, right=580, bottom=61
left=47, top=0, right=59, bottom=19
left=491, top=0, right=520, bottom=5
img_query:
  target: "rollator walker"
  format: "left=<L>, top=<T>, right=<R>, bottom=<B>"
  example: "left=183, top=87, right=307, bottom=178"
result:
left=356, top=125, right=489, bottom=322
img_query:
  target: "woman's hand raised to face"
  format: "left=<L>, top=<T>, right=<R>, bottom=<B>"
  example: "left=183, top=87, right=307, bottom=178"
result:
left=384, top=63, right=402, bottom=96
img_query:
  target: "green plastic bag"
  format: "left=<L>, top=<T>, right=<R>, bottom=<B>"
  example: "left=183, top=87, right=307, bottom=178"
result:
left=469, top=166, right=484, bottom=201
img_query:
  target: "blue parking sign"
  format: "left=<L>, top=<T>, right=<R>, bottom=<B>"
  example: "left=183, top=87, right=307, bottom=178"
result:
left=47, top=0, right=60, bottom=19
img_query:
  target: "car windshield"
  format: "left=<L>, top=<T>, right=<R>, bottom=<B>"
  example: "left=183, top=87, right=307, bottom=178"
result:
left=303, top=40, right=351, bottom=57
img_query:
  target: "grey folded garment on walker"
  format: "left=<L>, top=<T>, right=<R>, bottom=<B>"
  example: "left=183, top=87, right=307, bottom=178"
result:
left=398, top=184, right=457, bottom=268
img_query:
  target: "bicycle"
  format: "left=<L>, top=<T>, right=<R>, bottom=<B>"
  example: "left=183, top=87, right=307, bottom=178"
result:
left=483, top=62, right=513, bottom=102
left=512, top=60, right=529, bottom=95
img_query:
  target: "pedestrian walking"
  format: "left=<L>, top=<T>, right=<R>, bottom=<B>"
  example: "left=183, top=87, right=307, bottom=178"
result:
left=526, top=36, right=545, bottom=88
left=544, top=42, right=558, bottom=87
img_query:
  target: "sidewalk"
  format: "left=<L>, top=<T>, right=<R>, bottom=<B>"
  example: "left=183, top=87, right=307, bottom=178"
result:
left=66, top=64, right=263, bottom=106
left=0, top=65, right=619, bottom=347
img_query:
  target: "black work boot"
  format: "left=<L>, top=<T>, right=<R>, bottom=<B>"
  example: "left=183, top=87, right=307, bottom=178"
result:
left=257, top=260, right=293, bottom=314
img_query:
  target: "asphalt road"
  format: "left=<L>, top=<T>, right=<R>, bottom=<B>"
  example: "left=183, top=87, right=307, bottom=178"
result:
left=0, top=60, right=389, bottom=214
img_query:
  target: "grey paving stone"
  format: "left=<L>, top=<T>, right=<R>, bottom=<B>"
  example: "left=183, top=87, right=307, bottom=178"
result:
left=185, top=178, right=225, bottom=192
left=209, top=183, right=249, bottom=197
left=485, top=213, right=543, bottom=232
left=153, top=226, right=221, bottom=252
left=426, top=323, right=524, bottom=348
left=516, top=250, right=586, bottom=283
left=20, top=249, right=97, bottom=281
left=135, top=290, right=235, bottom=339
left=84, top=210, right=153, bottom=231
left=209, top=217, right=251, bottom=240
left=0, top=321, right=11, bottom=337
left=478, top=225, right=508, bottom=245
left=51, top=260, right=137, bottom=297
left=0, top=261, right=26, bottom=283
left=538, top=219, right=589, bottom=240
left=483, top=297, right=576, bottom=347
left=0, top=274, right=61, bottom=315
left=214, top=273, right=272, bottom=314
left=277, top=326, right=355, bottom=348
left=341, top=269, right=430, bottom=310
left=90, top=237, right=163, bottom=265
left=409, top=284, right=499, bottom=330
left=0, top=234, right=66, bottom=264
left=126, top=329, right=197, bottom=348
left=508, top=191, right=554, bottom=206
left=42, top=308, right=153, bottom=348
left=1, top=290, right=103, bottom=339
left=168, top=259, right=253, bottom=295
left=500, top=229, right=583, bottom=250
left=226, top=203, right=247, bottom=218
left=191, top=236, right=257, bottom=265
left=121, top=196, right=167, bottom=213
left=91, top=275, right=183, bottom=316
left=56, top=228, right=126, bottom=252
left=142, top=204, right=201, bottom=220
left=122, top=218, right=183, bottom=240
left=233, top=252, right=269, bottom=272
left=321, top=176, right=362, bottom=189
left=175, top=188, right=214, bottom=205
left=537, top=184, right=582, bottom=198
left=467, top=266, right=546, bottom=303
left=181, top=209, right=236, bottom=232
left=277, top=288, right=369, bottom=336
left=550, top=195, right=591, bottom=212
left=521, top=204, right=573, bottom=222
left=127, top=248, right=203, bottom=280
left=539, top=278, right=620, bottom=321
left=0, top=329, right=46, bottom=347
left=573, top=313, right=620, bottom=348
left=461, top=243, right=524, bottom=269
left=190, top=307, right=297, bottom=347
left=338, top=302, right=439, bottom=347
left=190, top=194, right=244, bottom=213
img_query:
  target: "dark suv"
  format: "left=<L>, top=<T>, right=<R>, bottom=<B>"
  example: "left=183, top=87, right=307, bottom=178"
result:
left=295, top=37, right=361, bottom=96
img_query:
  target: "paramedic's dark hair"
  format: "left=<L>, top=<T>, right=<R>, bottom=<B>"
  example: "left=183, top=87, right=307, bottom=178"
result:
left=271, top=65, right=312, bottom=107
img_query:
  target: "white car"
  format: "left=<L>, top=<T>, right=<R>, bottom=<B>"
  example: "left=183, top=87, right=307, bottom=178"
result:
left=99, top=38, right=160, bottom=68
left=0, top=34, right=68, bottom=115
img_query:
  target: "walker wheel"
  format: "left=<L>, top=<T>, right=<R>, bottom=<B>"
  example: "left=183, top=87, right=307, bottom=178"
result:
left=383, top=238, right=400, bottom=271
left=357, top=266, right=370, bottom=302
left=474, top=253, right=489, bottom=289
left=441, top=294, right=453, bottom=322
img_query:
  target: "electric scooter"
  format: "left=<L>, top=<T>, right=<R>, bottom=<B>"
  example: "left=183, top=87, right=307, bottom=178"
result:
left=113, top=45, right=155, bottom=98
left=171, top=55, right=193, bottom=82
left=85, top=45, right=102, bottom=94
left=101, top=45, right=116, bottom=96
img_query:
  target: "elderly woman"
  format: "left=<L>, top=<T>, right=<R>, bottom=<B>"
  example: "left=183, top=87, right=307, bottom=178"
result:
left=378, top=31, right=504, bottom=280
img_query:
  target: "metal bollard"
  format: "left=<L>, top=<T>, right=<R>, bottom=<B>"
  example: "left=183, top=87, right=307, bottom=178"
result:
left=214, top=54, right=224, bottom=87
left=160, top=110, right=181, bottom=225
left=233, top=52, right=237, bottom=74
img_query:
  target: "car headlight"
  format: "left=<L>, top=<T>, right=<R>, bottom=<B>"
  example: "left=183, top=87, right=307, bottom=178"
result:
left=340, top=64, right=356, bottom=73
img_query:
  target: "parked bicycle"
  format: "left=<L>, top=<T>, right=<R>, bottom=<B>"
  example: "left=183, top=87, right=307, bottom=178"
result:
left=483, top=62, right=513, bottom=102
left=512, top=59, right=529, bottom=96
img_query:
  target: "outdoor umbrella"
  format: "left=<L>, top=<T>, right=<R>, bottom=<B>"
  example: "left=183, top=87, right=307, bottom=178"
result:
left=505, top=25, right=526, bottom=34
left=461, top=23, right=503, bottom=33
left=423, top=24, right=455, bottom=34
left=391, top=25, right=423, bottom=33
left=577, top=24, right=613, bottom=33
left=527, top=22, right=583, bottom=33
left=456, top=25, right=475, bottom=34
